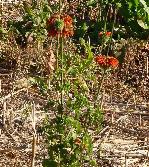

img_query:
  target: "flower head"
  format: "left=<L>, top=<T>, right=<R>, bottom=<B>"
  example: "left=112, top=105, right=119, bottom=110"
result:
left=54, top=19, right=64, bottom=31
left=63, top=15, right=73, bottom=25
left=98, top=31, right=111, bottom=37
left=106, top=31, right=112, bottom=36
left=47, top=13, right=74, bottom=38
left=95, top=55, right=119, bottom=69
left=95, top=55, right=107, bottom=67
left=108, top=56, right=119, bottom=68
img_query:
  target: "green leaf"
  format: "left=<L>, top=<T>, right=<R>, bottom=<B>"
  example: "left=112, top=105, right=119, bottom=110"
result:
left=137, top=19, right=149, bottom=29
left=23, top=1, right=34, bottom=18
left=0, top=27, right=7, bottom=34
left=128, top=2, right=133, bottom=9
left=89, top=159, right=97, bottom=166
left=133, top=0, right=139, bottom=7
left=116, top=3, right=122, bottom=8
left=82, top=22, right=88, bottom=32
left=79, top=38, right=93, bottom=61
left=42, top=159, right=58, bottom=167
left=140, top=0, right=149, bottom=15
left=77, top=75, right=89, bottom=92
left=87, top=0, right=97, bottom=6
left=43, top=3, right=52, bottom=13
left=83, top=133, right=93, bottom=154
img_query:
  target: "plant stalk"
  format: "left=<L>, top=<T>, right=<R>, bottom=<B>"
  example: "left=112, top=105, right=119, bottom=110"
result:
left=60, top=37, right=64, bottom=108
left=95, top=69, right=106, bottom=106
left=106, top=5, right=117, bottom=56
left=56, top=34, right=60, bottom=69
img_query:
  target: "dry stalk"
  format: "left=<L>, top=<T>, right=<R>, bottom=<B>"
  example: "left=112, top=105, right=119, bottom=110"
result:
left=0, top=79, right=1, bottom=93
left=139, top=114, right=142, bottom=127
left=2, top=101, right=6, bottom=126
left=146, top=56, right=148, bottom=76
left=31, top=102, right=37, bottom=167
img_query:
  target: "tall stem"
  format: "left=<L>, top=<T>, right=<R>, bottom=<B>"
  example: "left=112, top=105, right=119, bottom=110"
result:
left=99, top=4, right=110, bottom=54
left=56, top=34, right=60, bottom=69
left=59, top=0, right=62, bottom=13
left=97, top=0, right=102, bottom=22
left=95, top=69, right=106, bottom=106
left=58, top=36, right=64, bottom=167
left=106, top=5, right=117, bottom=56
left=58, top=2, right=64, bottom=166
left=60, top=37, right=64, bottom=107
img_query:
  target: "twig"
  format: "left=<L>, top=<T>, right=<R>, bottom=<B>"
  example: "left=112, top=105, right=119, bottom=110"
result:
left=0, top=79, right=1, bottom=93
left=31, top=102, right=37, bottom=167
left=2, top=101, right=6, bottom=126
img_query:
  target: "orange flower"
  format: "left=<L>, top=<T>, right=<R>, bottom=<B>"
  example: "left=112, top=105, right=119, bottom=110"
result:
left=47, top=13, right=74, bottom=38
left=108, top=56, right=119, bottom=68
left=106, top=31, right=112, bottom=36
left=95, top=55, right=119, bottom=69
left=63, top=15, right=73, bottom=25
left=95, top=55, right=107, bottom=67
left=98, top=31, right=111, bottom=37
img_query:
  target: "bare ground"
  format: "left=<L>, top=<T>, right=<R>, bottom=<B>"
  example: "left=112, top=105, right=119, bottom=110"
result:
left=0, top=68, right=148, bottom=167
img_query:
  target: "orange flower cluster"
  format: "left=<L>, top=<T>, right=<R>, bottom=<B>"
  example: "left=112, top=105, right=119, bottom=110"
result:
left=98, top=31, right=111, bottom=37
left=95, top=55, right=119, bottom=68
left=47, top=13, right=74, bottom=37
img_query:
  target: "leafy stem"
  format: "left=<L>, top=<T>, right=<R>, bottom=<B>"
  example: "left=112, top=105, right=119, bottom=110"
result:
left=56, top=34, right=60, bottom=69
